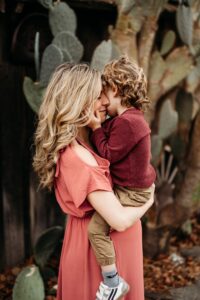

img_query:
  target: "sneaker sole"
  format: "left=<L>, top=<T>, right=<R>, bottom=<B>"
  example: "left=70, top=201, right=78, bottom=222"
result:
left=115, top=283, right=130, bottom=300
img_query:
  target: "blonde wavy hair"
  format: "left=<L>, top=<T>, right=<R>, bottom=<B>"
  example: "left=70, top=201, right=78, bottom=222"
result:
left=33, top=63, right=102, bottom=190
left=102, top=56, right=150, bottom=111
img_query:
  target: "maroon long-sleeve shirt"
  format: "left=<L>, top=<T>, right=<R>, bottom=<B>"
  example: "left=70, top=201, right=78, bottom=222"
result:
left=91, top=108, right=156, bottom=188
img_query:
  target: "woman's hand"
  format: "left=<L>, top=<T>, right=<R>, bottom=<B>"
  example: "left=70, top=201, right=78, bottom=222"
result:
left=88, top=110, right=102, bottom=131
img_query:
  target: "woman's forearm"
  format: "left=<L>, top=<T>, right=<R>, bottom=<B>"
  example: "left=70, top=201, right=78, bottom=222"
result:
left=87, top=185, right=155, bottom=231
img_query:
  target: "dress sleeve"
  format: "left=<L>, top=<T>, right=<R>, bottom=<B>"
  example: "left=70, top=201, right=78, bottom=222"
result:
left=60, top=160, right=113, bottom=209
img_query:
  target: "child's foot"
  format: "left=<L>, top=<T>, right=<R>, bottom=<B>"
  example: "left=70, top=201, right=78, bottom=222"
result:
left=96, top=278, right=130, bottom=300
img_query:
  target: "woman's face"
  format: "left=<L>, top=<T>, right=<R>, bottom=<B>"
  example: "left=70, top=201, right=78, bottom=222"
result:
left=94, top=91, right=110, bottom=123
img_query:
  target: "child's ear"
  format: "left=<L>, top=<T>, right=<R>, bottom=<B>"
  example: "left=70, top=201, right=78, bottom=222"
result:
left=112, top=85, right=118, bottom=97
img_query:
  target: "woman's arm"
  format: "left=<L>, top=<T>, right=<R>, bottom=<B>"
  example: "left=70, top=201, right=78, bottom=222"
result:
left=73, top=141, right=155, bottom=231
left=87, top=187, right=154, bottom=232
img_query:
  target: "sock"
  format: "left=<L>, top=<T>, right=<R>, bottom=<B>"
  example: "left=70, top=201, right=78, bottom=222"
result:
left=102, top=269, right=120, bottom=287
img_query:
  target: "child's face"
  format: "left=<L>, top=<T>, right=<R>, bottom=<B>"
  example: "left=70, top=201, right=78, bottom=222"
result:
left=93, top=91, right=110, bottom=122
left=105, top=87, right=121, bottom=117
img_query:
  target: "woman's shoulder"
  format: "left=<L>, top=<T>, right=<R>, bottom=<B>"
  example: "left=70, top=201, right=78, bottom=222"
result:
left=71, top=143, right=99, bottom=167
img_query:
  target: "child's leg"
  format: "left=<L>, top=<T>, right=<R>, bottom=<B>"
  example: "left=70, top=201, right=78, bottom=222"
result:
left=88, top=212, right=120, bottom=287
left=114, top=185, right=153, bottom=207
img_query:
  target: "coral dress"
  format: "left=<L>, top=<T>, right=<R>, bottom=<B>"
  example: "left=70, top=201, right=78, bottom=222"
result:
left=54, top=140, right=145, bottom=300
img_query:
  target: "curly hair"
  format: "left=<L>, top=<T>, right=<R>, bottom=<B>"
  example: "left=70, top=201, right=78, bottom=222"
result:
left=102, top=56, right=150, bottom=111
left=33, top=63, right=102, bottom=190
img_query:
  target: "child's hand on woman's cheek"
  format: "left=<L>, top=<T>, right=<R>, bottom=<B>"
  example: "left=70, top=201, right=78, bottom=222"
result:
left=87, top=110, right=102, bottom=131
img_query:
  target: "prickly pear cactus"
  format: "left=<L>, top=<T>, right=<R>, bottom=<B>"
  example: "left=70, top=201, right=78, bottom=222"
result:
left=111, top=42, right=121, bottom=60
left=34, top=32, right=40, bottom=81
left=121, top=0, right=136, bottom=14
left=24, top=1, right=84, bottom=113
left=37, top=0, right=52, bottom=9
left=34, top=226, right=64, bottom=268
left=91, top=40, right=113, bottom=70
left=158, top=99, right=178, bottom=140
left=62, top=49, right=73, bottom=62
left=148, top=51, right=166, bottom=107
left=148, top=47, right=193, bottom=110
left=91, top=39, right=121, bottom=71
left=40, top=44, right=63, bottom=87
left=49, top=1, right=77, bottom=36
left=151, top=99, right=178, bottom=165
left=52, top=31, right=83, bottom=63
left=160, top=30, right=176, bottom=56
left=186, top=56, right=200, bottom=92
left=176, top=4, right=193, bottom=46
left=23, top=77, right=45, bottom=114
left=12, top=265, right=45, bottom=300
left=163, top=47, right=193, bottom=92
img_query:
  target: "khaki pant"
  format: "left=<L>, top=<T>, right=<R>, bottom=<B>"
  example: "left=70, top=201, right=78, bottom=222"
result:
left=88, top=185, right=153, bottom=266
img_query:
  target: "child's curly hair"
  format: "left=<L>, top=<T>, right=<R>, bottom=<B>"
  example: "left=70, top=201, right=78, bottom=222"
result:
left=102, top=56, right=150, bottom=111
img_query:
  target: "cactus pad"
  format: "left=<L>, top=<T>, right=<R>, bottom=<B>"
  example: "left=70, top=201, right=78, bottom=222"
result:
left=163, top=47, right=193, bottom=93
left=148, top=51, right=166, bottom=102
left=111, top=42, right=121, bottom=60
left=34, top=32, right=40, bottom=81
left=129, top=5, right=144, bottom=33
left=12, top=265, right=45, bottom=300
left=91, top=39, right=113, bottom=70
left=62, top=49, right=73, bottom=62
left=158, top=99, right=178, bottom=139
left=186, top=57, right=200, bottom=93
left=40, top=44, right=63, bottom=87
left=23, top=77, right=45, bottom=114
left=176, top=4, right=193, bottom=46
left=121, top=0, right=136, bottom=14
left=52, top=31, right=83, bottom=63
left=37, top=0, right=52, bottom=9
left=49, top=2, right=77, bottom=36
left=34, top=226, right=64, bottom=268
left=160, top=30, right=176, bottom=56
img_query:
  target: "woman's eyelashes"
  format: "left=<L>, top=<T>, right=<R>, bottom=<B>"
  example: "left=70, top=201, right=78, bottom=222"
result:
left=97, top=94, right=102, bottom=100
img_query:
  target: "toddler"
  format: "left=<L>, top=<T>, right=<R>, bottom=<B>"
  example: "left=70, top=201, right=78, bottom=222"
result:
left=88, top=56, right=156, bottom=300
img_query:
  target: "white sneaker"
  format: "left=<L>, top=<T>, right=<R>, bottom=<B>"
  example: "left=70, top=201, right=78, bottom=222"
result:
left=96, top=278, right=130, bottom=300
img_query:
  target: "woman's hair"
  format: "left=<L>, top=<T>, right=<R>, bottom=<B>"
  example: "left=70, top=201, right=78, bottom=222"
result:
left=33, top=63, right=102, bottom=190
left=102, top=56, right=150, bottom=111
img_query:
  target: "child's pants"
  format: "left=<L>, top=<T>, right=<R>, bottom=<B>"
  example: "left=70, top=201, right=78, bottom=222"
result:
left=88, top=185, right=153, bottom=266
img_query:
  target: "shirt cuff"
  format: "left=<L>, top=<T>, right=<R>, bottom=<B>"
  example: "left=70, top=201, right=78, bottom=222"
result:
left=91, top=127, right=105, bottom=145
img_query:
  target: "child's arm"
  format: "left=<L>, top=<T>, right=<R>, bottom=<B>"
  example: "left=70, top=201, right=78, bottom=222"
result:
left=91, top=117, right=149, bottom=163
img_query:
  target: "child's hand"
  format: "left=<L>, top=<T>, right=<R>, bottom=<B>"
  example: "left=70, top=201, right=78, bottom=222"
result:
left=88, top=110, right=102, bottom=131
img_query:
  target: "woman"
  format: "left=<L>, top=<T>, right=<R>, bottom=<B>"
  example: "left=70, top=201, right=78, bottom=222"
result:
left=33, top=63, right=154, bottom=300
